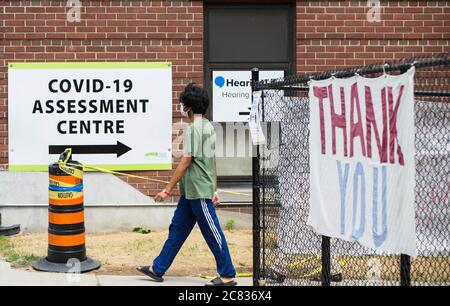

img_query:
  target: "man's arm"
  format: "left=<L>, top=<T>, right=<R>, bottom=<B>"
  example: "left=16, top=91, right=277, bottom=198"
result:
left=214, top=156, right=218, bottom=192
left=213, top=156, right=220, bottom=208
left=154, top=155, right=191, bottom=202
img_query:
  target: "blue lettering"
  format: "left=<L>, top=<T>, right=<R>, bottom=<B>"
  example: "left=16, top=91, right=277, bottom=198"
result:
left=372, top=166, right=387, bottom=246
left=337, top=160, right=350, bottom=235
left=352, top=162, right=366, bottom=239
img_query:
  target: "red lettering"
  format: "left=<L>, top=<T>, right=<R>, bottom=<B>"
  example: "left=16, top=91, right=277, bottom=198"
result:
left=330, top=85, right=348, bottom=156
left=350, top=83, right=366, bottom=157
left=313, top=86, right=328, bottom=154
left=365, top=85, right=388, bottom=163
left=388, top=85, right=405, bottom=165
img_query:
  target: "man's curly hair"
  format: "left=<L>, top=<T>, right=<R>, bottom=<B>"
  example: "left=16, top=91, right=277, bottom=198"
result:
left=179, top=83, right=210, bottom=115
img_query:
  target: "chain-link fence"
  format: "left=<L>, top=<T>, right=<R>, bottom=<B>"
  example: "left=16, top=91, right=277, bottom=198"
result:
left=252, top=52, right=449, bottom=286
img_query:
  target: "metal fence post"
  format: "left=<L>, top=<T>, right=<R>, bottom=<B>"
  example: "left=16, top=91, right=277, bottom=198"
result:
left=251, top=68, right=261, bottom=286
left=399, top=65, right=411, bottom=287
left=400, top=254, right=411, bottom=286
left=321, top=235, right=331, bottom=286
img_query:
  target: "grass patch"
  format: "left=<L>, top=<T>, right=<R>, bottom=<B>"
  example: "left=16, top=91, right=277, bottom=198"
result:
left=1, top=230, right=253, bottom=276
left=0, top=236, right=40, bottom=267
left=132, top=226, right=152, bottom=234
left=225, top=219, right=236, bottom=232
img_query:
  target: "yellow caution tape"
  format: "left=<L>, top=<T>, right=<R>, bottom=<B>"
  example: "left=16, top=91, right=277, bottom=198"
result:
left=288, top=254, right=321, bottom=270
left=61, top=161, right=253, bottom=198
left=287, top=254, right=348, bottom=279
left=56, top=148, right=257, bottom=198
left=58, top=163, right=83, bottom=179
left=48, top=190, right=83, bottom=201
left=49, top=178, right=73, bottom=188
left=57, top=149, right=83, bottom=179
left=195, top=273, right=253, bottom=279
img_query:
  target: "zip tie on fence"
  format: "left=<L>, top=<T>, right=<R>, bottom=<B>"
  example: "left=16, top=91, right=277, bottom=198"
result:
left=59, top=158, right=253, bottom=198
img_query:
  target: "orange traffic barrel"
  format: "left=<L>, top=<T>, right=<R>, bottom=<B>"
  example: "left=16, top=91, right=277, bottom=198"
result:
left=33, top=152, right=100, bottom=273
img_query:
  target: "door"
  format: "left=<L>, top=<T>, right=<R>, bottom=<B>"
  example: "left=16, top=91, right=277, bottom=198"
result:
left=204, top=3, right=295, bottom=179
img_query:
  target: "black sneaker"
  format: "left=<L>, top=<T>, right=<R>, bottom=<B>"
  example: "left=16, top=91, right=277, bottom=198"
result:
left=265, top=267, right=287, bottom=283
left=311, top=273, right=343, bottom=283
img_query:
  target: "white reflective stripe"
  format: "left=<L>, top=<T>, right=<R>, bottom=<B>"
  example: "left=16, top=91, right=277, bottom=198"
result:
left=200, top=200, right=221, bottom=248
left=201, top=199, right=222, bottom=249
left=201, top=199, right=222, bottom=250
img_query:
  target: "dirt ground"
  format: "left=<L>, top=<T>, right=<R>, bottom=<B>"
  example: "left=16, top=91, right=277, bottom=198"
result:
left=6, top=229, right=253, bottom=276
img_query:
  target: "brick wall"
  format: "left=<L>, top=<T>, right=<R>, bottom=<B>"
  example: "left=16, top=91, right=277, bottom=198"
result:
left=1, top=0, right=449, bottom=199
left=0, top=0, right=203, bottom=199
left=296, top=0, right=450, bottom=72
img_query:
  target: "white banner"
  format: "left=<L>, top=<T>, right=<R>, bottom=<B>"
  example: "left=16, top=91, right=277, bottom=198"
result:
left=307, top=68, right=417, bottom=256
left=8, top=62, right=172, bottom=171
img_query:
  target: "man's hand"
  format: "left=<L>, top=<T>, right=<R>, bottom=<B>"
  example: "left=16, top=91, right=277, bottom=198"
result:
left=155, top=189, right=170, bottom=202
left=213, top=192, right=220, bottom=208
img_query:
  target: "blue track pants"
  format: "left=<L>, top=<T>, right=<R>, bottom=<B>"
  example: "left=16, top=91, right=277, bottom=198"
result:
left=152, top=196, right=236, bottom=278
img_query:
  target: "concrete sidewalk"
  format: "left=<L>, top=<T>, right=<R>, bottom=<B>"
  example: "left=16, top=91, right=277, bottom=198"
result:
left=0, top=262, right=252, bottom=286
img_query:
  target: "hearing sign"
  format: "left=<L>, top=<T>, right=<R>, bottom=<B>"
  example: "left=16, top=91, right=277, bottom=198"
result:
left=8, top=62, right=172, bottom=171
left=212, top=70, right=284, bottom=122
left=307, top=68, right=417, bottom=256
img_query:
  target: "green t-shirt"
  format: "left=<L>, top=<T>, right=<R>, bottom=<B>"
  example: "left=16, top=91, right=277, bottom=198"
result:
left=179, top=119, right=216, bottom=200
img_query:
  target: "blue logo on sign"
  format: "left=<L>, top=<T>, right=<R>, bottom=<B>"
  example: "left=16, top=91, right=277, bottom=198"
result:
left=214, top=76, right=225, bottom=88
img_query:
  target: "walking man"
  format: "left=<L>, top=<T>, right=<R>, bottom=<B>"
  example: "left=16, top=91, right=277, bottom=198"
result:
left=137, top=83, right=237, bottom=286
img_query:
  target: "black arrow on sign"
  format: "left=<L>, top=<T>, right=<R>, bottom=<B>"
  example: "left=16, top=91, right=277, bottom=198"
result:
left=49, top=141, right=132, bottom=158
left=239, top=107, right=251, bottom=116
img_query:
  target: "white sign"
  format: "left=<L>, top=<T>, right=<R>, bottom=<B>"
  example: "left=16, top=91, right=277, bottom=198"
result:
left=8, top=62, right=172, bottom=171
left=307, top=68, right=417, bottom=256
left=212, top=70, right=284, bottom=122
